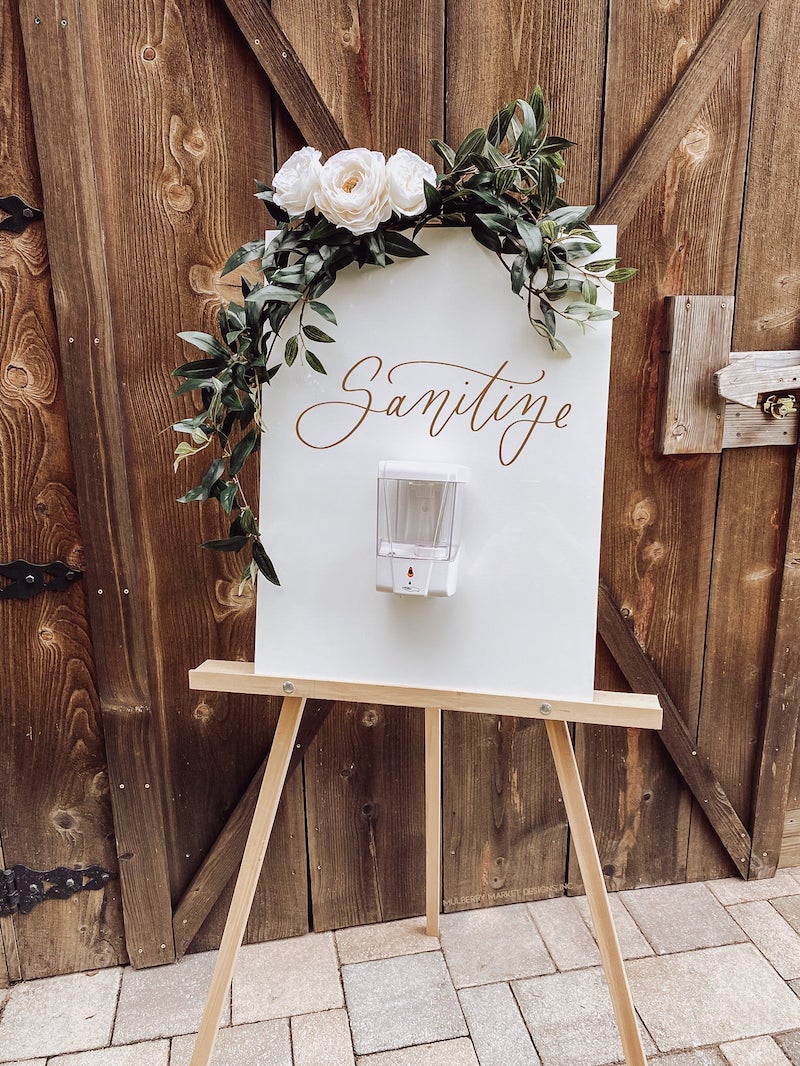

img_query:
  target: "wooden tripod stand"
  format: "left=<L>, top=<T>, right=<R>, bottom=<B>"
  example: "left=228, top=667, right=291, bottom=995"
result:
left=187, top=661, right=661, bottom=1066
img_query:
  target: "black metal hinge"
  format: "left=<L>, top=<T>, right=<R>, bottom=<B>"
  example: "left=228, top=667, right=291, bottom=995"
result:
left=0, top=560, right=83, bottom=602
left=0, top=195, right=43, bottom=234
left=0, top=865, right=115, bottom=917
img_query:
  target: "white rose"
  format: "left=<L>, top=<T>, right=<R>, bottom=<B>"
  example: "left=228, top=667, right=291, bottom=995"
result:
left=314, top=148, right=391, bottom=235
left=272, top=146, right=322, bottom=216
left=386, top=148, right=437, bottom=218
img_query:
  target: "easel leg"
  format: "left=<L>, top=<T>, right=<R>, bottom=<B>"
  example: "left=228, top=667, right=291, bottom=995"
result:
left=189, top=695, right=306, bottom=1066
left=544, top=719, right=647, bottom=1066
left=425, top=706, right=442, bottom=936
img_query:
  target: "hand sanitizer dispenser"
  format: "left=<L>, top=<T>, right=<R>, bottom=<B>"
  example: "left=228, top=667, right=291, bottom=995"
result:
left=376, top=460, right=470, bottom=596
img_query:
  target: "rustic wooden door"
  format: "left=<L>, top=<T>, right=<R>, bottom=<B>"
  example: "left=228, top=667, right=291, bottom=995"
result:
left=0, top=0, right=126, bottom=981
left=5, top=0, right=800, bottom=978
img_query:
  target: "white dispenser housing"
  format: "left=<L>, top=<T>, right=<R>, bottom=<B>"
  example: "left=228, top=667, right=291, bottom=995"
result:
left=376, top=460, right=470, bottom=596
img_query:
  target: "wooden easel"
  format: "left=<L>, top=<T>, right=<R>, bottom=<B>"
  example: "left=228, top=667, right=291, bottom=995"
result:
left=187, top=661, right=662, bottom=1066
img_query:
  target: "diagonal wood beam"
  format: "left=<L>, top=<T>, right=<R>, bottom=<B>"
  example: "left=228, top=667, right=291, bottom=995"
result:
left=173, top=699, right=333, bottom=956
left=598, top=581, right=752, bottom=876
left=219, top=0, right=348, bottom=157
left=593, top=0, right=767, bottom=230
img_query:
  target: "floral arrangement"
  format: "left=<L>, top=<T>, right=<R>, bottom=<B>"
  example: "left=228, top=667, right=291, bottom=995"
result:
left=173, top=90, right=635, bottom=591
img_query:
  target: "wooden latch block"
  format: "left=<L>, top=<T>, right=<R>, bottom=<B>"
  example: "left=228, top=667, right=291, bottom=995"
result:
left=657, top=295, right=800, bottom=454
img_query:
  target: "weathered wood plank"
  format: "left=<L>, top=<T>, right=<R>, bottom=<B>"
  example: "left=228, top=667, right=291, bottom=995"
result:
left=723, top=404, right=799, bottom=448
left=2, top=0, right=119, bottom=982
left=444, top=0, right=607, bottom=910
left=15, top=0, right=170, bottom=969
left=585, top=0, right=755, bottom=892
left=598, top=583, right=751, bottom=874
left=594, top=0, right=767, bottom=230
left=271, top=0, right=444, bottom=930
left=219, top=0, right=348, bottom=156
left=272, top=0, right=444, bottom=160
left=72, top=0, right=309, bottom=951
left=173, top=700, right=332, bottom=956
left=749, top=443, right=800, bottom=876
left=658, top=296, right=734, bottom=455
left=689, top=0, right=800, bottom=881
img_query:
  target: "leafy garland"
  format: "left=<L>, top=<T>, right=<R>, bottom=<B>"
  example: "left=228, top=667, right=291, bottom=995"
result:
left=173, top=90, right=635, bottom=592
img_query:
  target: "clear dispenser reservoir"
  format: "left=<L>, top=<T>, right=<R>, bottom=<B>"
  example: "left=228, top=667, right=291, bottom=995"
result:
left=376, top=460, right=470, bottom=596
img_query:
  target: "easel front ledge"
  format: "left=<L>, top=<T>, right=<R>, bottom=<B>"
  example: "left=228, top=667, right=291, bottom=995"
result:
left=189, top=659, right=663, bottom=728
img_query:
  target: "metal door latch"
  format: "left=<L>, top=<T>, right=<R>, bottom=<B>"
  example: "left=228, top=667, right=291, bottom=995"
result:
left=0, top=864, right=115, bottom=917
left=0, top=560, right=83, bottom=601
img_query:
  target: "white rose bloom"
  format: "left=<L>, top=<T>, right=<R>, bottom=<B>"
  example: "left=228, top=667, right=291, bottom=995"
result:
left=272, top=146, right=322, bottom=216
left=314, top=148, right=391, bottom=235
left=386, top=148, right=437, bottom=217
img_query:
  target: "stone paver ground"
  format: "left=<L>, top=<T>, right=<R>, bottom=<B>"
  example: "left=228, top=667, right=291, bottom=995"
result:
left=3, top=870, right=800, bottom=1065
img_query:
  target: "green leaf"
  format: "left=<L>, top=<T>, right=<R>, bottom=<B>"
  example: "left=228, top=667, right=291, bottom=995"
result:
left=606, top=267, right=638, bottom=283
left=513, top=99, right=538, bottom=157
left=230, top=428, right=259, bottom=476
left=252, top=540, right=280, bottom=586
left=454, top=127, right=487, bottom=166
left=487, top=100, right=517, bottom=147
left=585, top=258, right=620, bottom=273
left=547, top=205, right=593, bottom=227
left=383, top=230, right=428, bottom=258
left=309, top=300, right=337, bottom=325
left=510, top=253, right=530, bottom=295
left=222, top=239, right=265, bottom=276
left=201, top=535, right=249, bottom=553
left=515, top=219, right=544, bottom=269
left=422, top=179, right=442, bottom=216
left=429, top=137, right=456, bottom=169
left=284, top=334, right=299, bottom=366
left=302, top=324, right=335, bottom=343
left=305, top=351, right=327, bottom=374
left=177, top=331, right=231, bottom=361
left=219, top=481, right=239, bottom=513
left=239, top=507, right=259, bottom=536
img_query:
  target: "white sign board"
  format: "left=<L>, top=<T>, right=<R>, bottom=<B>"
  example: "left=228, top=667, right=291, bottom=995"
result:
left=254, top=226, right=616, bottom=702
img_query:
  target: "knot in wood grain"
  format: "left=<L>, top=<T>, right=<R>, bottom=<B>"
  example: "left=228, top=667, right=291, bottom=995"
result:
left=680, top=123, right=711, bottom=164
left=6, top=364, right=29, bottom=388
left=142, top=46, right=157, bottom=61
left=193, top=699, right=215, bottom=723
left=360, top=706, right=381, bottom=727
left=165, top=181, right=195, bottom=213
left=641, top=541, right=666, bottom=568
left=630, top=497, right=657, bottom=532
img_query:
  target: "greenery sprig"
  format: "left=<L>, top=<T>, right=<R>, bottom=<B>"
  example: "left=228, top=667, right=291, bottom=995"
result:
left=173, top=89, right=635, bottom=592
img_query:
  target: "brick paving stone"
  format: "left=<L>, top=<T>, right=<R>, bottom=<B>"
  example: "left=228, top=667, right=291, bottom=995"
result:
left=628, top=944, right=800, bottom=1052
left=719, top=1036, right=793, bottom=1065
left=114, top=951, right=229, bottom=1044
left=232, top=932, right=343, bottom=1025
left=651, top=1053, right=727, bottom=1065
left=527, top=896, right=601, bottom=970
left=775, top=1030, right=800, bottom=1065
left=512, top=966, right=655, bottom=1066
left=49, top=1043, right=170, bottom=1066
left=0, top=968, right=121, bottom=1061
left=458, top=983, right=540, bottom=1066
left=439, top=903, right=554, bottom=988
left=729, top=901, right=800, bottom=980
left=335, top=918, right=439, bottom=965
left=772, top=896, right=800, bottom=937
left=572, top=893, right=654, bottom=959
left=354, top=1039, right=479, bottom=1066
left=291, top=1008, right=355, bottom=1066
left=342, top=951, right=467, bottom=1055
left=620, top=883, right=747, bottom=955
left=170, top=1019, right=292, bottom=1066
left=0, top=1060, right=48, bottom=1065
left=707, top=871, right=800, bottom=906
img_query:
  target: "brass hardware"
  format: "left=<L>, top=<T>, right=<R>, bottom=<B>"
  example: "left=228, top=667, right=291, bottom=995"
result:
left=762, top=393, right=797, bottom=419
